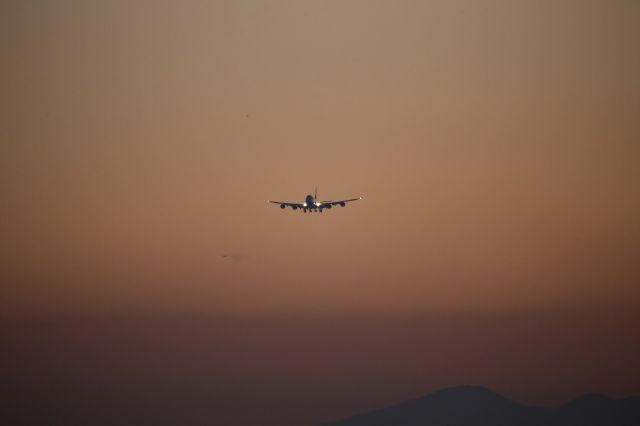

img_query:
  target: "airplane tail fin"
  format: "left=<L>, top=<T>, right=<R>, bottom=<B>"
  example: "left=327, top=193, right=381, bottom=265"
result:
left=315, top=186, right=318, bottom=201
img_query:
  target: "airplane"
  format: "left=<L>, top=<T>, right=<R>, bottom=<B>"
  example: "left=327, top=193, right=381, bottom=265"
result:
left=268, top=188, right=362, bottom=213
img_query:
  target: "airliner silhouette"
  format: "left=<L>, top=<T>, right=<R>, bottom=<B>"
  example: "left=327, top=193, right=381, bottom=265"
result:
left=268, top=188, right=362, bottom=213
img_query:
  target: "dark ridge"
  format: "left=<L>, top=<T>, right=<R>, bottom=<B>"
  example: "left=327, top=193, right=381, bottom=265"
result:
left=562, top=392, right=611, bottom=407
left=322, top=386, right=640, bottom=426
left=554, top=393, right=640, bottom=426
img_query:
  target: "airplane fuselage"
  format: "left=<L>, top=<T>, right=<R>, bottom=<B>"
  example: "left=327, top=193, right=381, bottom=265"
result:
left=304, top=195, right=315, bottom=208
left=303, top=194, right=328, bottom=212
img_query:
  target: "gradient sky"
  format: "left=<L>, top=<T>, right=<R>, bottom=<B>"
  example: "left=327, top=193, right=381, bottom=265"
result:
left=2, top=1, right=640, bottom=423
left=3, top=0, right=640, bottom=316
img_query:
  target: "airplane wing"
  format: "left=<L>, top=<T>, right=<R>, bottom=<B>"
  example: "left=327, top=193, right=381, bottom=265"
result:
left=321, top=197, right=362, bottom=207
left=268, top=200, right=304, bottom=209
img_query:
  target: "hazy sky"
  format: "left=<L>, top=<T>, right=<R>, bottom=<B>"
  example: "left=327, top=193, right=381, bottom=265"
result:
left=3, top=0, right=639, bottom=317
left=2, top=1, right=640, bottom=422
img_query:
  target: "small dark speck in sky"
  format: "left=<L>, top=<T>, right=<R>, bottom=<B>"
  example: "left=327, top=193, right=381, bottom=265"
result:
left=221, top=254, right=245, bottom=262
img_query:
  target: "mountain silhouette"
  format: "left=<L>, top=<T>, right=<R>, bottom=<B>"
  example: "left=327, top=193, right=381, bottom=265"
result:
left=322, top=386, right=640, bottom=426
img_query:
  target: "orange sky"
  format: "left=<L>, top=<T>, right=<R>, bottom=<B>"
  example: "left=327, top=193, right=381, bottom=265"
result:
left=2, top=0, right=640, bottom=317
